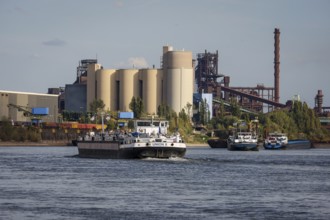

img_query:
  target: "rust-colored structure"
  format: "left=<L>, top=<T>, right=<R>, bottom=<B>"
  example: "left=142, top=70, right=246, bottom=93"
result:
left=194, top=28, right=285, bottom=113
left=274, top=28, right=280, bottom=103
left=195, top=50, right=223, bottom=96
left=314, top=90, right=330, bottom=116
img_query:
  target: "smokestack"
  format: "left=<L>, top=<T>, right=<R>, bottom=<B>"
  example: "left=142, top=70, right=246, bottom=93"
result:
left=274, top=28, right=280, bottom=103
left=315, top=90, right=323, bottom=114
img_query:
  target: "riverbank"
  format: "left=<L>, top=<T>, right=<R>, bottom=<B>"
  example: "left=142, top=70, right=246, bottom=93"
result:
left=1, top=141, right=329, bottom=148
left=0, top=141, right=71, bottom=147
left=0, top=141, right=209, bottom=148
left=312, top=142, right=330, bottom=148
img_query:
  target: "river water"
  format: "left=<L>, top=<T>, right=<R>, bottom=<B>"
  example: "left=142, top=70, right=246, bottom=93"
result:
left=1, top=146, right=330, bottom=220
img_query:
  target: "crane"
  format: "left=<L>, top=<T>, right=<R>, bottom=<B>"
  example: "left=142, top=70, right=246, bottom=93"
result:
left=7, top=104, right=46, bottom=125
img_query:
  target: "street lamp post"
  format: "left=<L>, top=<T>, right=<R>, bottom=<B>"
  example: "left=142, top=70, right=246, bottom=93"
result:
left=101, top=112, right=105, bottom=135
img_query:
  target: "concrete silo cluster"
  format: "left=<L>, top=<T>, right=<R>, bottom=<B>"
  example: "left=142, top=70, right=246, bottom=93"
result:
left=79, top=45, right=194, bottom=115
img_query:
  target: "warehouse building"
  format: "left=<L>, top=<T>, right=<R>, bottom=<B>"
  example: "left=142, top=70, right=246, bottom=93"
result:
left=0, top=90, right=59, bottom=124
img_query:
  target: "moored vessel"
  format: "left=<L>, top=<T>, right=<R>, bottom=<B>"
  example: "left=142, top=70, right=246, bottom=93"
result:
left=227, top=131, right=259, bottom=151
left=264, top=132, right=288, bottom=150
left=207, top=129, right=228, bottom=148
left=227, top=119, right=259, bottom=151
left=207, top=138, right=227, bottom=148
left=263, top=132, right=312, bottom=150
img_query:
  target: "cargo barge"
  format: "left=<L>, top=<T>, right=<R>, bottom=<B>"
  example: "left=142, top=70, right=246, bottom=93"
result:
left=74, top=119, right=186, bottom=159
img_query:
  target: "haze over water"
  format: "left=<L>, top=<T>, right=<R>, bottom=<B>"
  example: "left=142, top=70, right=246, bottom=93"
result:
left=1, top=146, right=330, bottom=219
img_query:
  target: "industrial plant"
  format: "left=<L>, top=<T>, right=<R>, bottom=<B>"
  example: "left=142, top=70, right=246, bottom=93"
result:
left=0, top=28, right=329, bottom=129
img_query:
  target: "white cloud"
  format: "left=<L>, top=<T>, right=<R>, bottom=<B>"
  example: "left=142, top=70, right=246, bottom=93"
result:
left=114, top=57, right=149, bottom=69
left=42, top=38, right=67, bottom=47
left=128, top=57, right=148, bottom=68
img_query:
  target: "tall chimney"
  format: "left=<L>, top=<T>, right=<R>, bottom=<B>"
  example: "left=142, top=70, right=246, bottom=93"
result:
left=315, top=90, right=323, bottom=114
left=274, top=28, right=280, bottom=103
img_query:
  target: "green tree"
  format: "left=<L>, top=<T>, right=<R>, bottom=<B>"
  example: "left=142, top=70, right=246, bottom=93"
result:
left=0, top=116, right=13, bottom=141
left=89, top=99, right=105, bottom=114
left=157, top=104, right=174, bottom=120
left=217, top=99, right=225, bottom=118
left=198, top=98, right=210, bottom=125
left=129, top=96, right=144, bottom=118
left=262, top=101, right=329, bottom=141
left=106, top=119, right=117, bottom=131
left=185, top=102, right=192, bottom=121
left=264, top=110, right=298, bottom=139
left=230, top=99, right=241, bottom=117
left=128, top=120, right=135, bottom=130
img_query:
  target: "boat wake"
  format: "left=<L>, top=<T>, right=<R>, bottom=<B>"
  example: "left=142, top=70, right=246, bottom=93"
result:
left=142, top=156, right=188, bottom=162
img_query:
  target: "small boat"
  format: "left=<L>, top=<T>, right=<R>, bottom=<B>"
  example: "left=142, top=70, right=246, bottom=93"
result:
left=75, top=119, right=186, bottom=159
left=227, top=131, right=259, bottom=151
left=264, top=132, right=288, bottom=150
left=227, top=119, right=259, bottom=151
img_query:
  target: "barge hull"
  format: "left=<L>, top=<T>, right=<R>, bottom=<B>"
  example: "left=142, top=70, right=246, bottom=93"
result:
left=76, top=141, right=186, bottom=159
left=207, top=139, right=227, bottom=148
left=264, top=143, right=284, bottom=150
left=78, top=147, right=186, bottom=159
left=284, top=140, right=312, bottom=149
left=228, top=143, right=259, bottom=151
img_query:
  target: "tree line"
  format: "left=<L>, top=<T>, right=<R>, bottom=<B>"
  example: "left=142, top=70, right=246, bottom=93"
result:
left=1, top=97, right=329, bottom=143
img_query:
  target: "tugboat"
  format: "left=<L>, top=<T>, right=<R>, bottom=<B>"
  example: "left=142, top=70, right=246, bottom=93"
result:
left=264, top=132, right=312, bottom=149
left=227, top=119, right=259, bottom=151
left=263, top=132, right=288, bottom=150
left=75, top=118, right=186, bottom=159
left=227, top=131, right=259, bottom=151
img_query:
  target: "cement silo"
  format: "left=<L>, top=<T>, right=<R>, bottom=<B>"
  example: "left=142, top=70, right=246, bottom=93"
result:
left=141, top=69, right=163, bottom=114
left=164, top=50, right=194, bottom=113
left=118, top=69, right=139, bottom=111
left=84, top=45, right=193, bottom=115
left=96, top=69, right=116, bottom=111
left=87, top=63, right=101, bottom=111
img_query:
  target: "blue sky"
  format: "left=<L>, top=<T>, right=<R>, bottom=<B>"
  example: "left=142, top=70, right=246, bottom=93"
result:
left=0, top=0, right=329, bottom=107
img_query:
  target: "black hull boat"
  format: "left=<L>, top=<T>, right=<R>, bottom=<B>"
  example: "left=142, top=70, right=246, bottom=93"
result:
left=227, top=142, right=259, bottom=151
left=227, top=131, right=259, bottom=151
left=207, top=139, right=227, bottom=148
left=227, top=119, right=259, bottom=151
